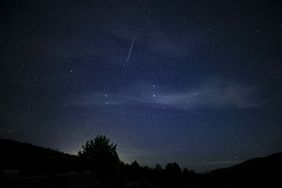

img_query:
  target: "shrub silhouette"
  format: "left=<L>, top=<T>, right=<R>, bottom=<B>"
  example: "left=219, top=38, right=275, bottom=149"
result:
left=78, top=135, right=120, bottom=178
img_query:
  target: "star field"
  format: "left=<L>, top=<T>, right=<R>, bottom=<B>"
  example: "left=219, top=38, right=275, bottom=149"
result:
left=0, top=0, right=282, bottom=171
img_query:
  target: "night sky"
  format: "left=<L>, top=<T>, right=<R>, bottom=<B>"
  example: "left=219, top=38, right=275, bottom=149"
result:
left=1, top=0, right=282, bottom=171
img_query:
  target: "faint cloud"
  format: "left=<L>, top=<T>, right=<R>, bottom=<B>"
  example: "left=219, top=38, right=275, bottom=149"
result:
left=69, top=80, right=263, bottom=110
left=155, top=85, right=261, bottom=110
left=149, top=32, right=187, bottom=58
left=189, top=160, right=242, bottom=166
left=69, top=93, right=132, bottom=107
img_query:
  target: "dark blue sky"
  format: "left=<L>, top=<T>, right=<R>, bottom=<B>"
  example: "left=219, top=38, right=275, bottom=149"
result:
left=1, top=0, right=282, bottom=171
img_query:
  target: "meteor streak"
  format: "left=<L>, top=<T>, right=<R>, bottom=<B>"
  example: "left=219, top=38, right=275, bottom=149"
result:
left=126, top=36, right=136, bottom=62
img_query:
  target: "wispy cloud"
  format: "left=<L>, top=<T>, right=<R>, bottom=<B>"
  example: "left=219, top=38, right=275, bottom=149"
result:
left=188, top=160, right=242, bottom=166
left=155, top=85, right=261, bottom=110
left=70, top=93, right=130, bottom=107
left=69, top=80, right=263, bottom=110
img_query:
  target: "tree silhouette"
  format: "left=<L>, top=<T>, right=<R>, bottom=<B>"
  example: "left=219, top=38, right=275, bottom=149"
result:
left=78, top=135, right=120, bottom=178
left=152, top=164, right=163, bottom=182
left=165, top=162, right=182, bottom=177
left=164, top=162, right=182, bottom=186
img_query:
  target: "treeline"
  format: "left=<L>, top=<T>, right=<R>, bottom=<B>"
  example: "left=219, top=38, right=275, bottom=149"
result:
left=0, top=136, right=202, bottom=187
left=119, top=161, right=200, bottom=187
left=74, top=135, right=202, bottom=187
left=1, top=136, right=282, bottom=187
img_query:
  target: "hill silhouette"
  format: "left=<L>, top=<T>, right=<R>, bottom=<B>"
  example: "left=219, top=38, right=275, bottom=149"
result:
left=0, top=138, right=281, bottom=188
left=0, top=138, right=80, bottom=175
left=204, top=153, right=282, bottom=187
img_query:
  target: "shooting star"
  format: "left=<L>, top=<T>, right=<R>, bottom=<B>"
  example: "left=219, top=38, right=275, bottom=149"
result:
left=126, top=36, right=136, bottom=62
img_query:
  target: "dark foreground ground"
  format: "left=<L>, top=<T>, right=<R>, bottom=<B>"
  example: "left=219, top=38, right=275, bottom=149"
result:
left=1, top=169, right=281, bottom=188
